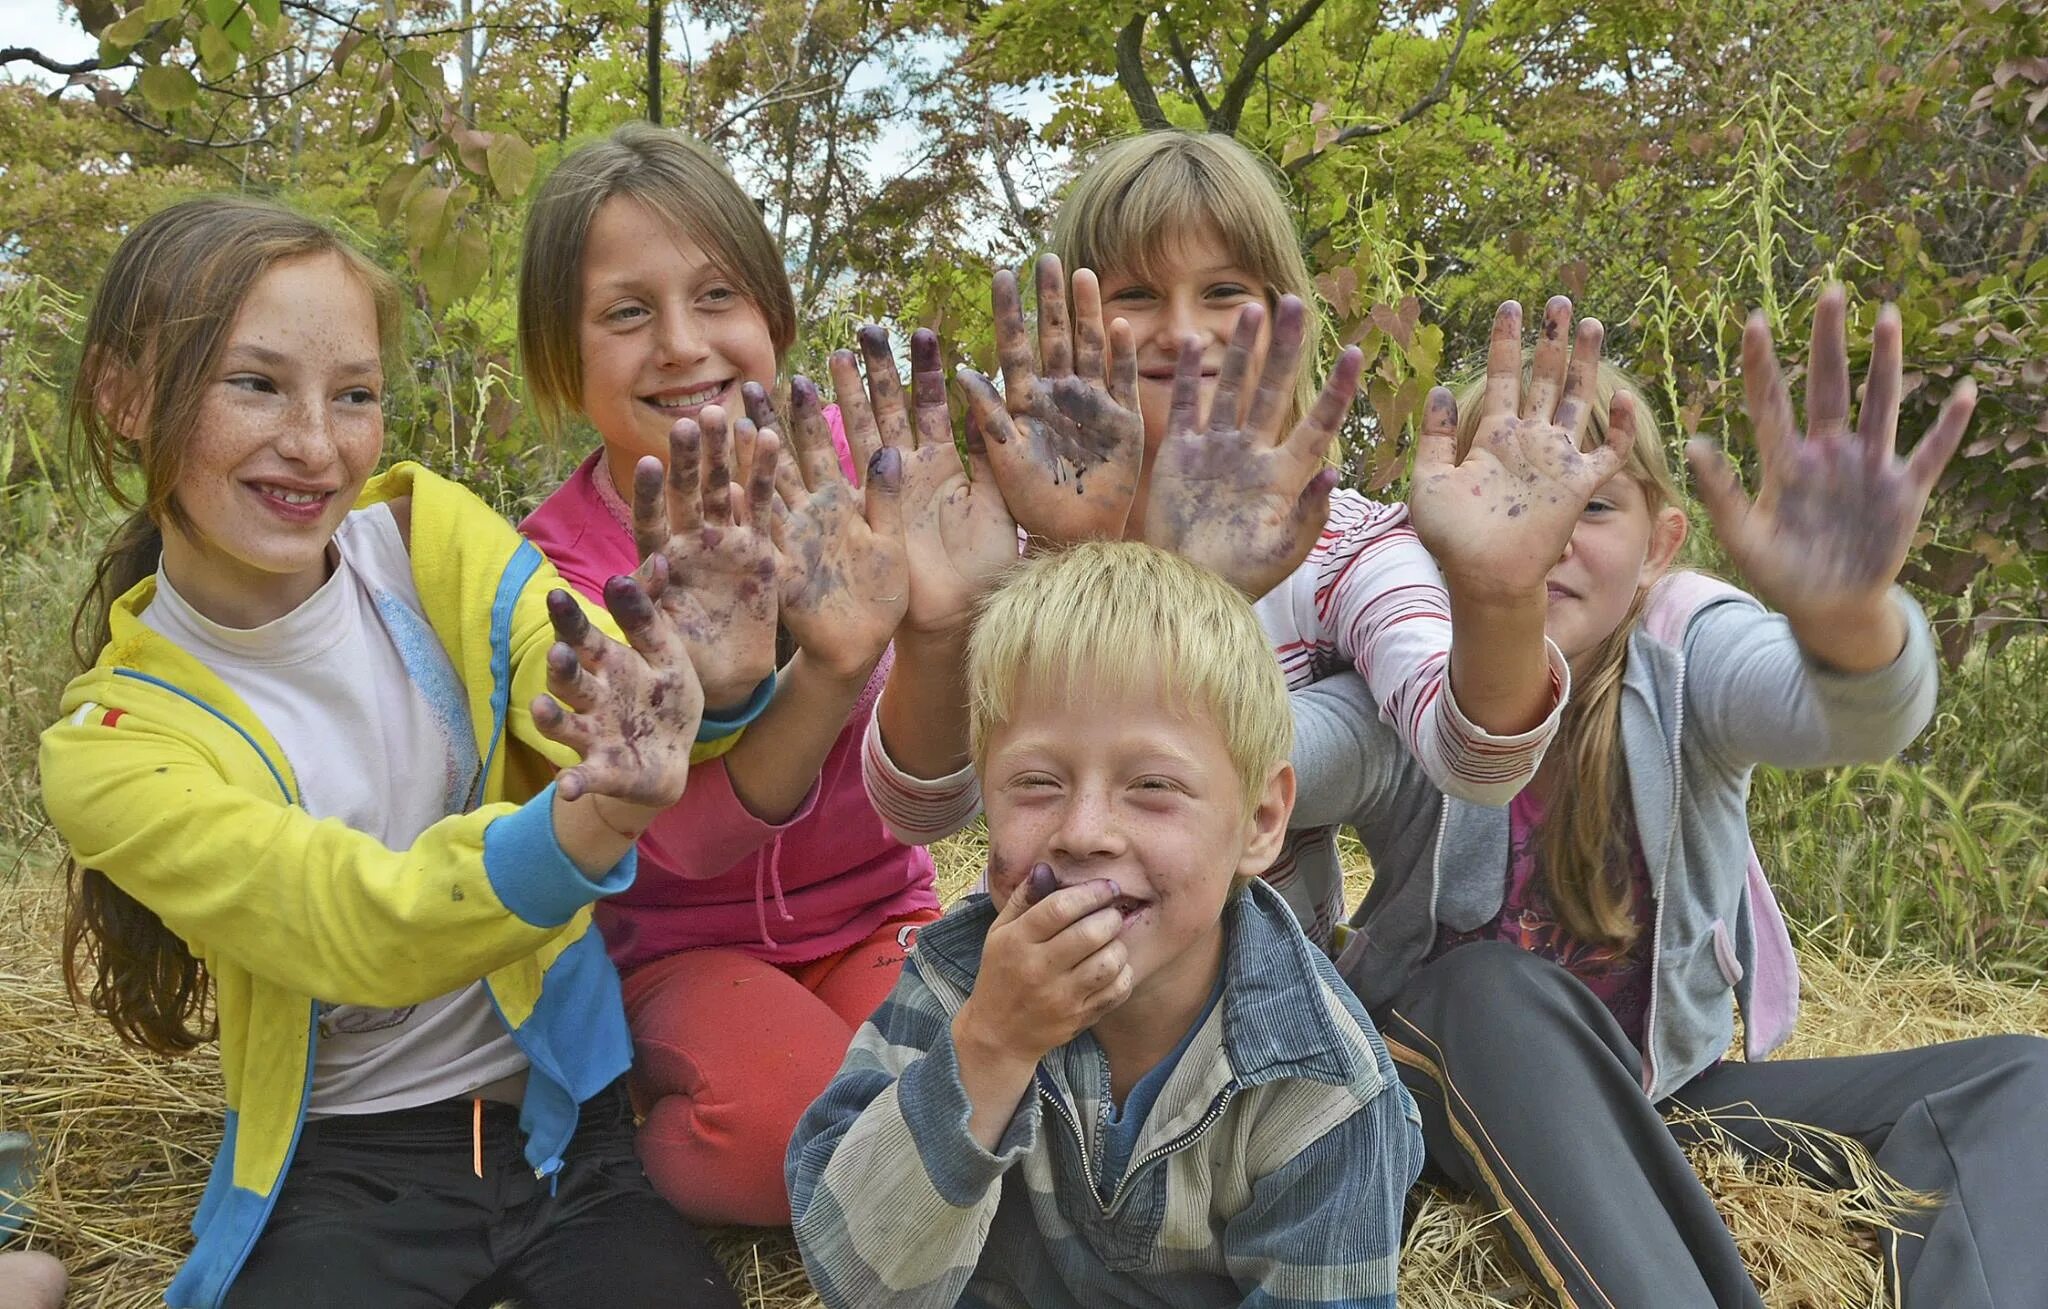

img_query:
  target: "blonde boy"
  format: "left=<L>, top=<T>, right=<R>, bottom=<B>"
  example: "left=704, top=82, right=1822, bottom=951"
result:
left=787, top=542, right=1422, bottom=1309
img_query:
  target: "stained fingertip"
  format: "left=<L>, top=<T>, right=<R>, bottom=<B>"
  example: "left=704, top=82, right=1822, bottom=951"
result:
left=911, top=328, right=940, bottom=367
left=556, top=770, right=585, bottom=802
left=531, top=694, right=562, bottom=728
left=791, top=375, right=820, bottom=410
left=547, top=642, right=577, bottom=680
left=1233, top=300, right=1266, bottom=338
left=1425, top=386, right=1457, bottom=427
left=1307, top=466, right=1341, bottom=498
left=868, top=445, right=903, bottom=489
left=604, top=573, right=656, bottom=627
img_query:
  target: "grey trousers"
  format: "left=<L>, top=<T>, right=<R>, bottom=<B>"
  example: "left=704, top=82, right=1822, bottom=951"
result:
left=1373, top=941, right=2048, bottom=1309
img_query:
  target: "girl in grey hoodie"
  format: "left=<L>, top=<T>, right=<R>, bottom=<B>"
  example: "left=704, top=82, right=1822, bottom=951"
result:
left=1292, top=286, right=2047, bottom=1308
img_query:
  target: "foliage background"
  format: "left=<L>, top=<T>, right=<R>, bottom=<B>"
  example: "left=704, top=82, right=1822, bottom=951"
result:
left=2, top=0, right=2045, bottom=972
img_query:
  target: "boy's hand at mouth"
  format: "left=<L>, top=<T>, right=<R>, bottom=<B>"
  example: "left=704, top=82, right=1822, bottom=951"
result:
left=950, top=864, right=1136, bottom=1151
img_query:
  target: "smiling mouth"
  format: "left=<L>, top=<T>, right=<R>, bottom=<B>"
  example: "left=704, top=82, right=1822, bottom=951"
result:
left=1109, top=895, right=1150, bottom=920
left=1546, top=583, right=1578, bottom=601
left=249, top=482, right=333, bottom=507
left=640, top=379, right=731, bottom=414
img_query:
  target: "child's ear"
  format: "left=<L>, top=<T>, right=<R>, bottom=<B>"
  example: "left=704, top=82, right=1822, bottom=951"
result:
left=1640, top=504, right=1690, bottom=586
left=91, top=351, right=149, bottom=446
left=1236, top=760, right=1296, bottom=881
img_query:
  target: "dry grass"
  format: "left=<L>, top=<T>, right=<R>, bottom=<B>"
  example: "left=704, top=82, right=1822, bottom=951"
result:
left=4, top=834, right=2046, bottom=1309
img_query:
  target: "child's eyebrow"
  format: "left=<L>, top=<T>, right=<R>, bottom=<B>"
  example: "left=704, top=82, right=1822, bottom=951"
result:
left=223, top=344, right=381, bottom=375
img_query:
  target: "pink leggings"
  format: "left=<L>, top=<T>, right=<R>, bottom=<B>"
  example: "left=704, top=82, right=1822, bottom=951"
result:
left=619, top=910, right=941, bottom=1227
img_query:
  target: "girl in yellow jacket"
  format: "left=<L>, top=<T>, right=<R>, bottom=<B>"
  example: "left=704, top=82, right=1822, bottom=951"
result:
left=39, top=196, right=769, bottom=1309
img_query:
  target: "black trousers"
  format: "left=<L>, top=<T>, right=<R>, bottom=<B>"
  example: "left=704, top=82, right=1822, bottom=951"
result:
left=1375, top=941, right=2048, bottom=1309
left=223, top=1080, right=741, bottom=1309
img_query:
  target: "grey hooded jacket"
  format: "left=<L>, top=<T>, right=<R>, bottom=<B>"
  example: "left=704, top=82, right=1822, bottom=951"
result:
left=1288, top=576, right=1938, bottom=1099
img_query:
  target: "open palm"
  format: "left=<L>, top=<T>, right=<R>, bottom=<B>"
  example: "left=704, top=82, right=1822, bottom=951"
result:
left=958, top=256, right=1143, bottom=543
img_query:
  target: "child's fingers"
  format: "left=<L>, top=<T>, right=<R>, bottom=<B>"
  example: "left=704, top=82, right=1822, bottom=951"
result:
left=602, top=573, right=682, bottom=667
left=630, top=456, right=669, bottom=562
left=1019, top=878, right=1122, bottom=951
left=1483, top=300, right=1525, bottom=423
left=1166, top=334, right=1204, bottom=437
left=1206, top=303, right=1261, bottom=438
left=992, top=268, right=1038, bottom=403
left=1107, top=317, right=1139, bottom=413
left=1685, top=438, right=1755, bottom=544
left=1857, top=304, right=1904, bottom=466
left=543, top=640, right=602, bottom=713
left=743, top=428, right=781, bottom=530
left=1553, top=316, right=1605, bottom=448
left=857, top=325, right=915, bottom=452
left=1285, top=345, right=1363, bottom=467
left=741, top=380, right=783, bottom=438
left=1905, top=376, right=1976, bottom=494
left=1036, top=253, right=1073, bottom=378
left=767, top=457, right=806, bottom=557
left=910, top=328, right=951, bottom=451
left=991, top=861, right=1051, bottom=930
left=1524, top=295, right=1572, bottom=422
left=1741, top=311, right=1798, bottom=477
left=863, top=446, right=905, bottom=539
left=957, top=369, right=1021, bottom=448
left=1807, top=284, right=1852, bottom=437
left=546, top=587, right=603, bottom=661
left=1077, top=957, right=1137, bottom=1020
left=1414, top=384, right=1460, bottom=473
left=530, top=695, right=598, bottom=770
left=1071, top=268, right=1107, bottom=383
left=829, top=349, right=883, bottom=484
left=787, top=376, right=847, bottom=490
left=666, top=419, right=707, bottom=537
left=1582, top=388, right=1639, bottom=485
left=1244, top=295, right=1306, bottom=437
left=699, top=407, right=735, bottom=527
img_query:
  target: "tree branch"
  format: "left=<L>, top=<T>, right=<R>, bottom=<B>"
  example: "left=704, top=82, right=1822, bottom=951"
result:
left=1210, top=0, right=1332, bottom=135
left=1115, top=14, right=1172, bottom=131
left=1284, top=0, right=1476, bottom=175
left=1159, top=15, right=1214, bottom=123
left=1, top=47, right=134, bottom=76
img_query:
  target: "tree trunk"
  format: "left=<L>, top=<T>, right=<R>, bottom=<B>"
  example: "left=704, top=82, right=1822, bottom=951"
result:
left=646, top=0, right=662, bottom=124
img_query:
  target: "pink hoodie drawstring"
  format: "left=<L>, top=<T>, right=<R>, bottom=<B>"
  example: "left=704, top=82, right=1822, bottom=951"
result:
left=753, top=833, right=796, bottom=947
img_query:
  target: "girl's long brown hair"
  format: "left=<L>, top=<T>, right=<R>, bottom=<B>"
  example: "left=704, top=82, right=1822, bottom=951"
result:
left=63, top=195, right=401, bottom=1054
left=1454, top=360, right=1686, bottom=947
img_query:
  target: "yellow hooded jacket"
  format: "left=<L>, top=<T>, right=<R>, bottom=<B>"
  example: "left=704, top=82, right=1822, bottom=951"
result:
left=39, top=463, right=744, bottom=1308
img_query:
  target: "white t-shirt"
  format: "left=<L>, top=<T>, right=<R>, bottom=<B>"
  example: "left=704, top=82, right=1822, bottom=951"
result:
left=143, top=504, right=528, bottom=1115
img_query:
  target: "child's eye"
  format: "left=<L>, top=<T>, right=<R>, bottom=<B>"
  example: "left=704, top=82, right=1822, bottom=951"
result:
left=1133, top=776, right=1184, bottom=795
left=1205, top=283, right=1256, bottom=302
left=225, top=375, right=277, bottom=394
left=340, top=387, right=380, bottom=406
left=1009, top=773, right=1060, bottom=791
left=701, top=285, right=737, bottom=305
left=1585, top=499, right=1615, bottom=516
left=1106, top=285, right=1157, bottom=304
left=605, top=303, right=648, bottom=325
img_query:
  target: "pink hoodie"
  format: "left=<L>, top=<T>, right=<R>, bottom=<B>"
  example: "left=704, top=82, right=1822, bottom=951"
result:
left=519, top=420, right=939, bottom=970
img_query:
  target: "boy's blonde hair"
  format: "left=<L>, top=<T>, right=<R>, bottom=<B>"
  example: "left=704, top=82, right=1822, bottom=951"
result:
left=1452, top=358, right=1686, bottom=948
left=518, top=121, right=797, bottom=434
left=1046, top=131, right=1320, bottom=431
left=967, top=542, right=1291, bottom=817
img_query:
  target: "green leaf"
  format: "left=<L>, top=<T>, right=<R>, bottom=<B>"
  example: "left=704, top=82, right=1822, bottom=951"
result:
left=406, top=184, right=455, bottom=252
left=137, top=63, right=201, bottom=112
left=201, top=0, right=236, bottom=24
left=143, top=0, right=185, bottom=20
left=485, top=133, right=537, bottom=200
left=223, top=9, right=253, bottom=51
left=392, top=49, right=444, bottom=112
left=375, top=162, right=424, bottom=226
left=248, top=0, right=280, bottom=24
left=358, top=98, right=395, bottom=145
left=102, top=9, right=152, bottom=50
left=418, top=225, right=488, bottom=308
left=197, top=24, right=236, bottom=80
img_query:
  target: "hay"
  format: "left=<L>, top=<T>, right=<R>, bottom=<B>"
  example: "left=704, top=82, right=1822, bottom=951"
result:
left=4, top=843, right=2046, bottom=1309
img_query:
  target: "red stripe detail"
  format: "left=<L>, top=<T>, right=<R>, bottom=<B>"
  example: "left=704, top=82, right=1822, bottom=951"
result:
left=102, top=708, right=126, bottom=729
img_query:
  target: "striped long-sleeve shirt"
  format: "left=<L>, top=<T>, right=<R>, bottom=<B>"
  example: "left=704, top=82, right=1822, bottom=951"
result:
left=864, top=491, right=1568, bottom=942
left=786, top=879, right=1423, bottom=1309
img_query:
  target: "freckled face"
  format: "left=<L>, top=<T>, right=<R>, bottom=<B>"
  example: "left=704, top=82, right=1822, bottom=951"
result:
left=156, top=253, right=385, bottom=628
left=983, top=678, right=1280, bottom=1014
left=1546, top=472, right=1680, bottom=666
left=576, top=196, right=779, bottom=491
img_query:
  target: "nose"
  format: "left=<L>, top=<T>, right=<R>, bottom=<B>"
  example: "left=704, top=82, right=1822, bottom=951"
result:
left=1147, top=292, right=1211, bottom=356
left=272, top=392, right=340, bottom=467
left=1049, top=785, right=1124, bottom=867
left=654, top=307, right=711, bottom=371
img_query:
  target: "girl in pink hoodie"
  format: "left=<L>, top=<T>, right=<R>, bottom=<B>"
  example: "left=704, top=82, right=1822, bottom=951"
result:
left=515, top=121, right=1014, bottom=1227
